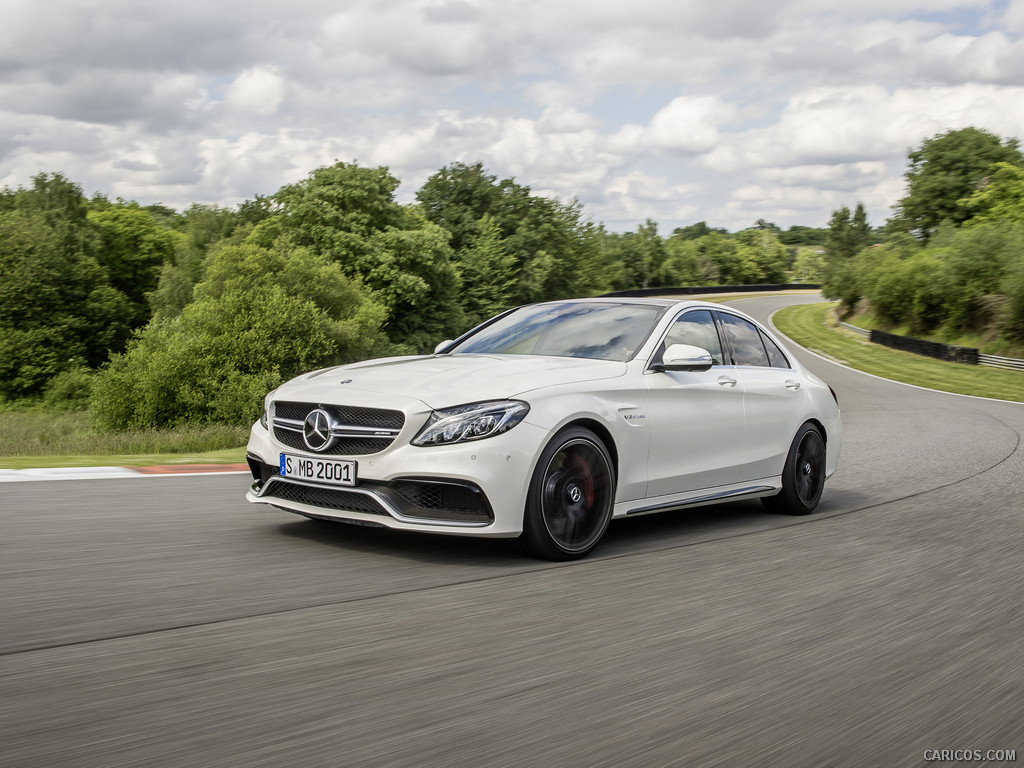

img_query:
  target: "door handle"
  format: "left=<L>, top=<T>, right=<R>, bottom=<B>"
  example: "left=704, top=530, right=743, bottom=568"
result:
left=717, top=376, right=737, bottom=388
left=785, top=380, right=801, bottom=391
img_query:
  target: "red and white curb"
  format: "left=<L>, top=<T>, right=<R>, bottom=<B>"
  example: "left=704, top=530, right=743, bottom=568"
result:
left=0, top=464, right=250, bottom=482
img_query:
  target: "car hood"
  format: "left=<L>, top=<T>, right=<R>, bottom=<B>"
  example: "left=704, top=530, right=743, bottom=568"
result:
left=279, top=354, right=627, bottom=409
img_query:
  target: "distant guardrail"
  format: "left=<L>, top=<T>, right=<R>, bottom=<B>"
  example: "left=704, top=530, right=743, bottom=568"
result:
left=602, top=283, right=821, bottom=298
left=838, top=320, right=870, bottom=338
left=978, top=353, right=1024, bottom=371
left=869, top=329, right=980, bottom=365
left=837, top=316, right=1024, bottom=371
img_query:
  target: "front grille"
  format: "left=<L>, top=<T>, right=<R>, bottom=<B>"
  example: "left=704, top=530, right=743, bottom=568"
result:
left=274, top=401, right=404, bottom=428
left=273, top=432, right=396, bottom=456
left=273, top=401, right=405, bottom=456
left=262, top=480, right=389, bottom=516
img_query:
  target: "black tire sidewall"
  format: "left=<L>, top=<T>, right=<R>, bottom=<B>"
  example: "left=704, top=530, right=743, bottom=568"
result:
left=769, top=422, right=825, bottom=515
left=520, top=426, right=616, bottom=560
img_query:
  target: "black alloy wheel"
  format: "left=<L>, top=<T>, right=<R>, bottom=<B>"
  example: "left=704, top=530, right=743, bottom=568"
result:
left=762, top=422, right=826, bottom=515
left=521, top=427, right=616, bottom=560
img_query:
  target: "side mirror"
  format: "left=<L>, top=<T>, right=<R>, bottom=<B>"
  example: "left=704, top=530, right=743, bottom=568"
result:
left=433, top=340, right=454, bottom=354
left=654, top=344, right=714, bottom=372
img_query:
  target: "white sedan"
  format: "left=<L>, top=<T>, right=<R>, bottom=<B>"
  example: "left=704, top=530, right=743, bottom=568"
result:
left=245, top=298, right=842, bottom=560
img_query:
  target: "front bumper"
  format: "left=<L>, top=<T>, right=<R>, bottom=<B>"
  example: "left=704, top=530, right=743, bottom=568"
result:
left=245, top=420, right=545, bottom=537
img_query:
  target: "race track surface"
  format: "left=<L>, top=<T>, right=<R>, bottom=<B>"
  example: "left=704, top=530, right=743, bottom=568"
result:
left=2, top=294, right=1022, bottom=767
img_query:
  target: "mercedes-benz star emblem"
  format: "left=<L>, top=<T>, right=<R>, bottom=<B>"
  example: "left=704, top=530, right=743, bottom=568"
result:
left=302, top=408, right=336, bottom=452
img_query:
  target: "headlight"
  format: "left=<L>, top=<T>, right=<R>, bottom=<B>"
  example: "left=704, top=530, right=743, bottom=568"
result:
left=412, top=400, right=529, bottom=446
left=260, top=390, right=276, bottom=430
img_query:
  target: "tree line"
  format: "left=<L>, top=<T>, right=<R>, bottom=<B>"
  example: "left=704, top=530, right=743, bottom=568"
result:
left=822, top=127, right=1024, bottom=353
left=1, top=162, right=821, bottom=428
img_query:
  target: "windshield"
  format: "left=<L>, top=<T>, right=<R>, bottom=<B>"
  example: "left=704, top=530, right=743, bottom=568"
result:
left=447, top=302, right=665, bottom=362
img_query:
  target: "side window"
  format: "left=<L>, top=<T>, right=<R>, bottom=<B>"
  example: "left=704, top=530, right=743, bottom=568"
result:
left=760, top=330, right=791, bottom=369
left=661, top=310, right=724, bottom=365
left=718, top=313, right=770, bottom=367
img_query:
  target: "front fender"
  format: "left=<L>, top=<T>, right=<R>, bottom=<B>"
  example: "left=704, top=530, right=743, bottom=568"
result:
left=523, top=391, right=650, bottom=503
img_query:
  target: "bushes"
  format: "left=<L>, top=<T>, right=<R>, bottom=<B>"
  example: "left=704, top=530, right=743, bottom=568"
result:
left=828, top=221, right=1024, bottom=344
left=42, top=367, right=94, bottom=412
left=91, top=244, right=390, bottom=430
left=1003, top=258, right=1024, bottom=342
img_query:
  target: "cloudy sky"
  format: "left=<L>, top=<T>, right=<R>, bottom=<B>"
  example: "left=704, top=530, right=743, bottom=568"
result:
left=3, top=0, right=1024, bottom=232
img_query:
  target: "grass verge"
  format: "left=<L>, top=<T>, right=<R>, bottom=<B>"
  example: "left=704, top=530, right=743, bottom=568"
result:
left=0, top=409, right=248, bottom=469
left=772, top=302, right=1024, bottom=403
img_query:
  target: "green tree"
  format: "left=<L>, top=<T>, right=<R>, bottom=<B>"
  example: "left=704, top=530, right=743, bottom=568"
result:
left=415, top=162, right=501, bottom=254
left=147, top=204, right=247, bottom=321
left=622, top=219, right=666, bottom=289
left=91, top=244, right=390, bottom=429
left=864, top=250, right=943, bottom=330
left=267, top=162, right=405, bottom=261
left=89, top=204, right=184, bottom=326
left=456, top=215, right=518, bottom=326
left=416, top=162, right=599, bottom=306
left=792, top=248, right=826, bottom=283
left=734, top=227, right=789, bottom=283
left=658, top=235, right=702, bottom=286
left=778, top=226, right=828, bottom=246
left=0, top=174, right=135, bottom=397
left=255, top=161, right=463, bottom=350
left=1002, top=254, right=1024, bottom=342
left=892, top=127, right=1024, bottom=241
left=822, top=203, right=874, bottom=305
left=826, top=203, right=871, bottom=261
left=960, top=162, right=1024, bottom=226
left=362, top=218, right=464, bottom=350
left=672, top=221, right=728, bottom=241
left=930, top=222, right=1022, bottom=332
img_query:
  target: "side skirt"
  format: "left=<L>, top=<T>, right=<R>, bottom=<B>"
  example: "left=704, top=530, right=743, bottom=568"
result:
left=616, top=482, right=779, bottom=518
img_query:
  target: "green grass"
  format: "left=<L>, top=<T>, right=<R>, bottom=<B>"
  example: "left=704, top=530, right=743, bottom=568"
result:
left=773, top=302, right=1024, bottom=403
left=0, top=408, right=248, bottom=469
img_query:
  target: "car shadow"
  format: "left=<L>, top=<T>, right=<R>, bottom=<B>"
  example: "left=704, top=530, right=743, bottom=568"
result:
left=273, top=491, right=874, bottom=565
left=275, top=517, right=528, bottom=568
left=597, top=491, right=874, bottom=557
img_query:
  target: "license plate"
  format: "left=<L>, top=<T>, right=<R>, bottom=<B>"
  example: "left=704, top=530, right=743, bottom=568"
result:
left=279, top=454, right=357, bottom=486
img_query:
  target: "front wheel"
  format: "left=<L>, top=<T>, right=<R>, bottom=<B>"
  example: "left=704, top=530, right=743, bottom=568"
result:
left=520, top=427, right=616, bottom=560
left=762, top=423, right=826, bottom=515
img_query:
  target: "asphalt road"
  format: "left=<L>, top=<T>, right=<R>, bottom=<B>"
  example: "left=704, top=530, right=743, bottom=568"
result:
left=2, top=294, right=1022, bottom=767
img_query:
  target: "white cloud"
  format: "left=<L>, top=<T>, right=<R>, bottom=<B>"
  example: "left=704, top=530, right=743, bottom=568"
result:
left=603, top=170, right=701, bottom=226
left=645, top=96, right=737, bottom=155
left=1005, top=0, right=1024, bottom=33
left=1, top=0, right=1022, bottom=231
left=224, top=67, right=286, bottom=117
left=537, top=107, right=601, bottom=134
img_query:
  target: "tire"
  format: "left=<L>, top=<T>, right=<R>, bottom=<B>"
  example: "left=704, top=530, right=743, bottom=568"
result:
left=519, top=427, right=616, bottom=560
left=762, top=423, right=826, bottom=516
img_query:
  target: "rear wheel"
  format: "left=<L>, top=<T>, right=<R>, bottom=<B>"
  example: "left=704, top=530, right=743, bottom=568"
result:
left=520, top=427, right=616, bottom=560
left=762, top=423, right=826, bottom=515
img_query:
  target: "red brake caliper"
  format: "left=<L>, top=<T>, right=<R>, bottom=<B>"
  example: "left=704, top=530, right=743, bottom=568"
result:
left=573, top=453, right=595, bottom=509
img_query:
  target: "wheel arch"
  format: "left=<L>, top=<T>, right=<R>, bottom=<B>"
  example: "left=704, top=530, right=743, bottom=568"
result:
left=561, top=417, right=619, bottom=479
left=805, top=416, right=827, bottom=444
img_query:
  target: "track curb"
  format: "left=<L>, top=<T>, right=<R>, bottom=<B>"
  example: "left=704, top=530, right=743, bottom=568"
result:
left=0, top=464, right=250, bottom=483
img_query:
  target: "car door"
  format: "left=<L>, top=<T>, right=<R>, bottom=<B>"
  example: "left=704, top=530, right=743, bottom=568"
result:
left=715, top=311, right=804, bottom=480
left=645, top=309, right=748, bottom=497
